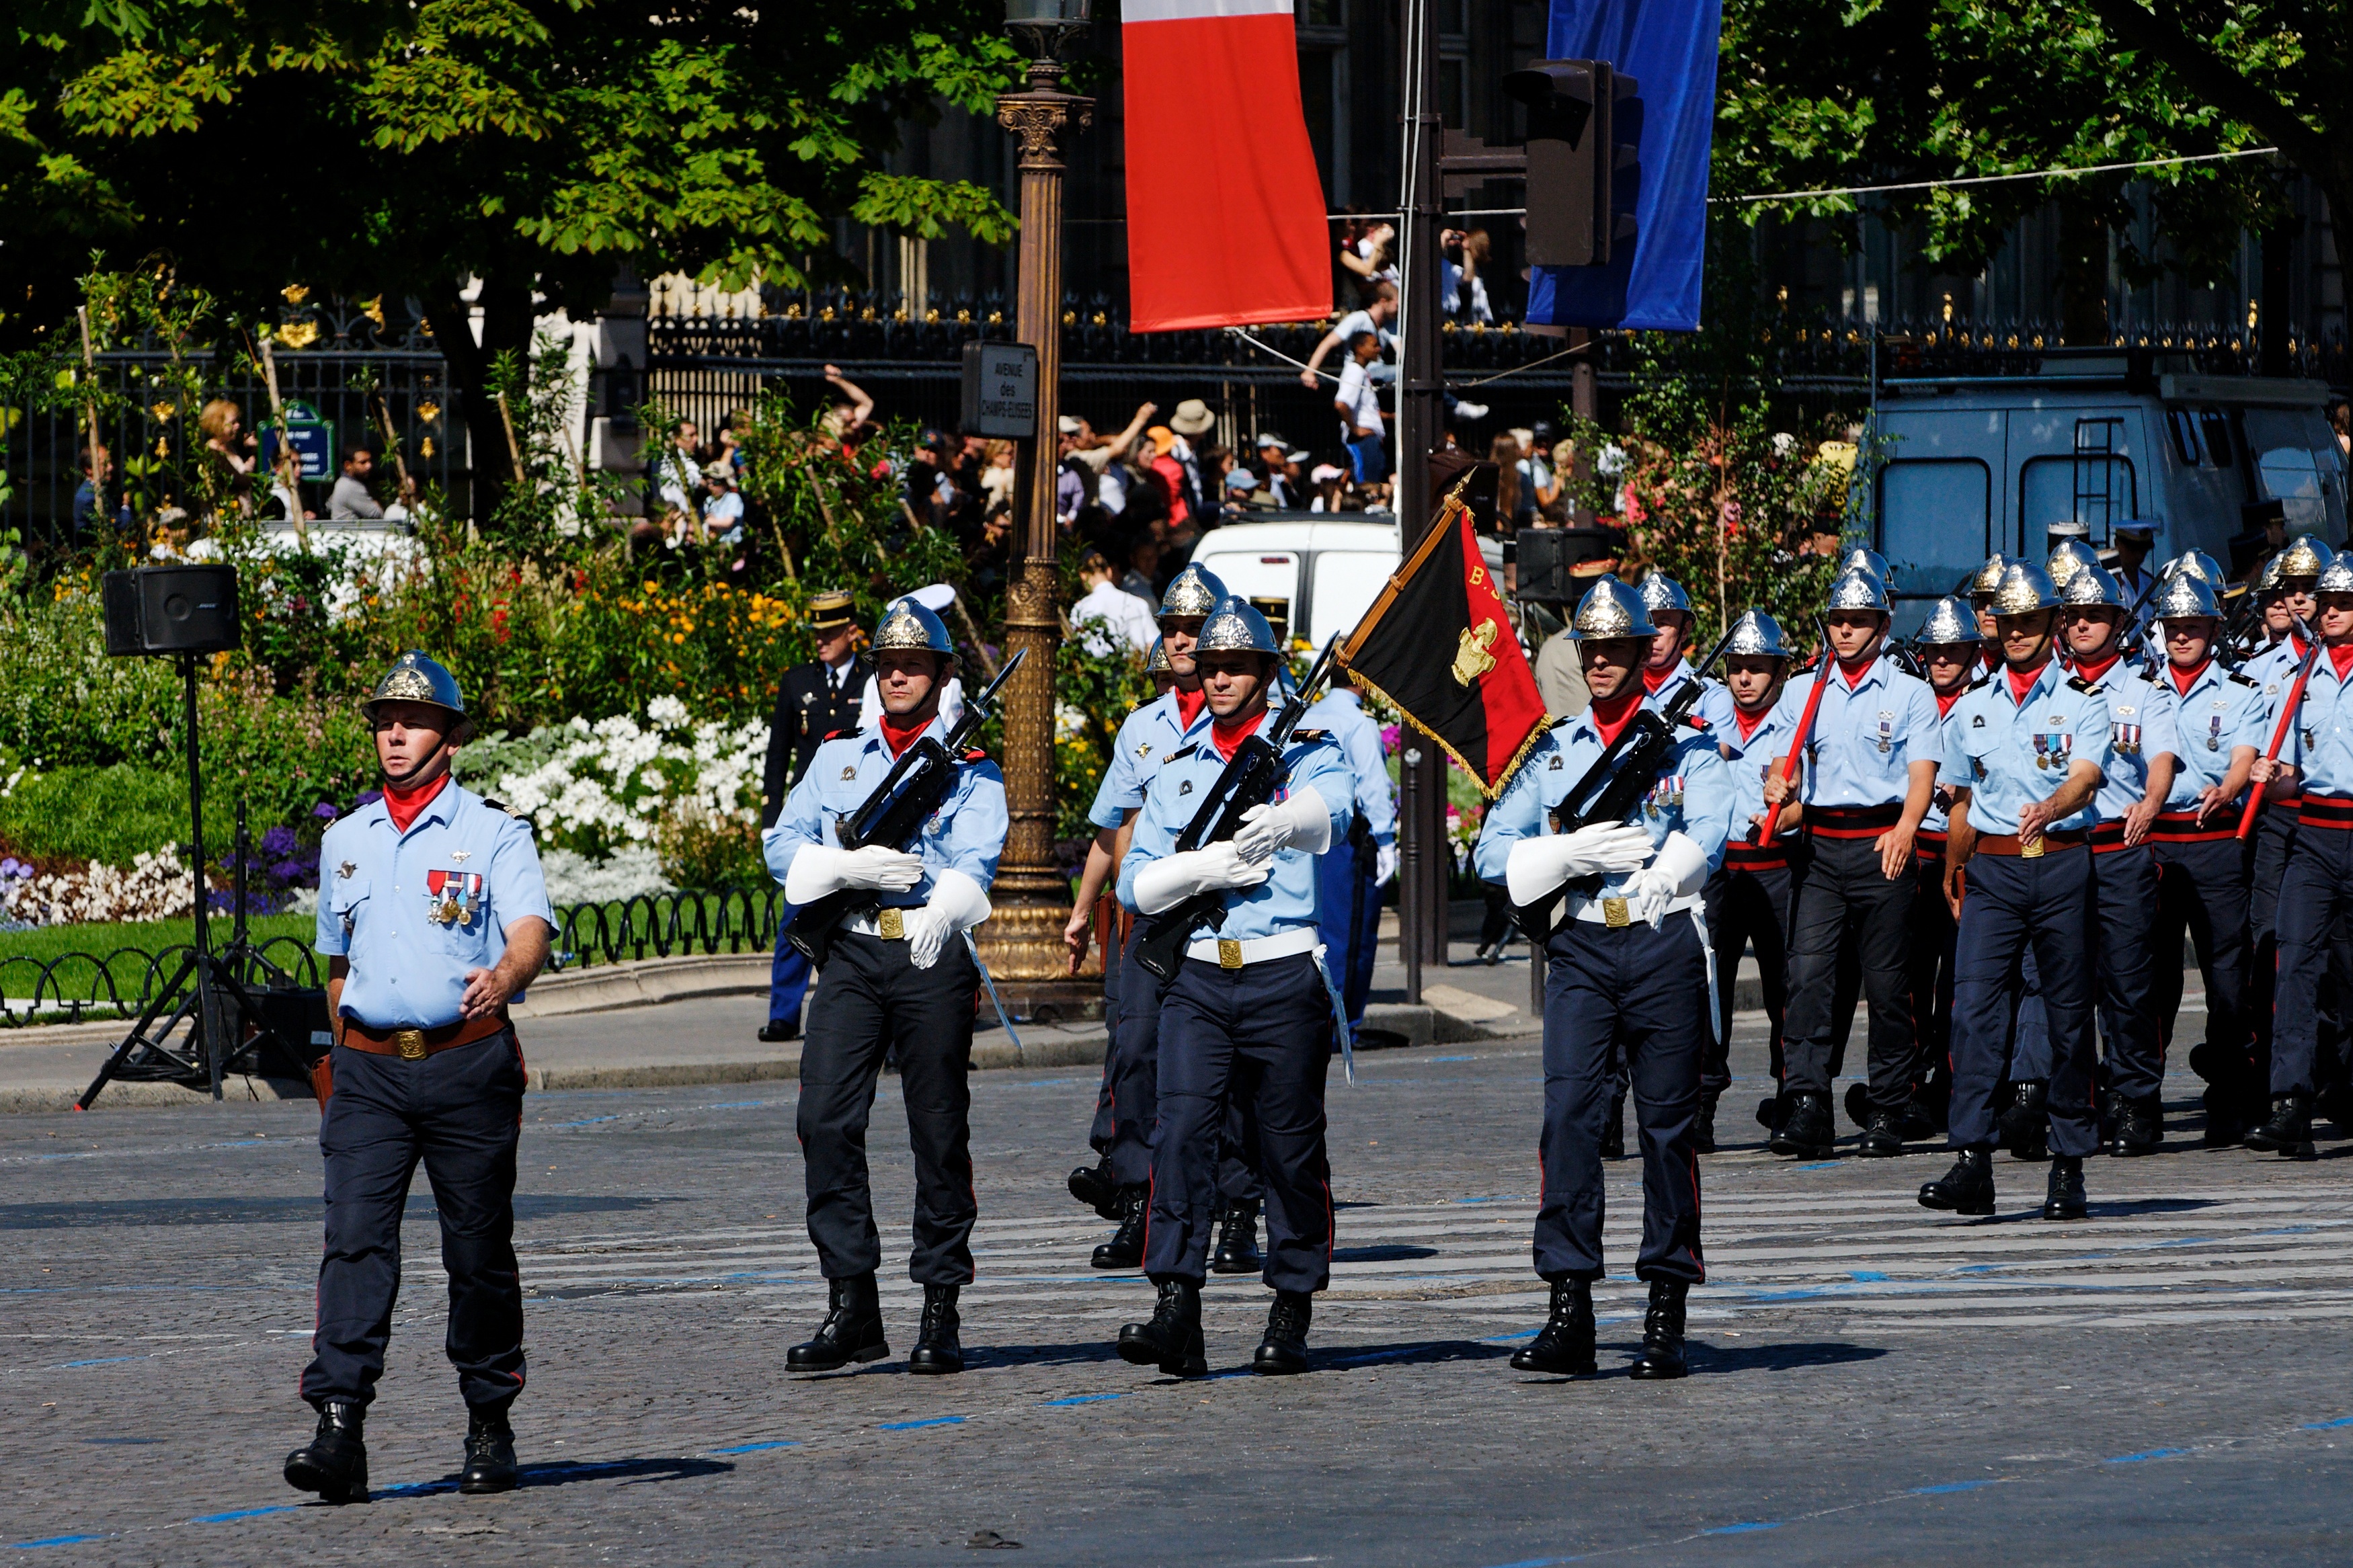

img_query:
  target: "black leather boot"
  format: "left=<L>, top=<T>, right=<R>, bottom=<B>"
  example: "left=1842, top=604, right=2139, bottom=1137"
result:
left=1068, top=1157, right=1121, bottom=1220
left=1628, top=1280, right=1689, bottom=1380
left=2201, top=1083, right=2249, bottom=1147
left=458, top=1405, right=518, bottom=1495
left=283, top=1399, right=368, bottom=1502
left=1210, top=1199, right=1263, bottom=1275
left=1769, top=1091, right=1835, bottom=1158
left=1918, top=1148, right=1995, bottom=1215
left=1693, top=1096, right=1718, bottom=1155
left=1756, top=1091, right=1791, bottom=1132
left=2109, top=1094, right=2163, bottom=1157
left=787, top=1272, right=889, bottom=1371
left=908, top=1284, right=965, bottom=1375
left=1251, top=1289, right=1313, bottom=1375
left=2042, top=1155, right=2089, bottom=1221
left=1843, top=1081, right=1873, bottom=1131
left=1856, top=1105, right=1907, bottom=1157
left=1117, top=1278, right=1207, bottom=1377
left=1998, top=1080, right=2049, bottom=1159
left=1091, top=1187, right=1148, bottom=1270
left=2243, top=1092, right=2318, bottom=1159
left=1509, top=1278, right=1597, bottom=1376
left=1601, top=1095, right=1628, bottom=1159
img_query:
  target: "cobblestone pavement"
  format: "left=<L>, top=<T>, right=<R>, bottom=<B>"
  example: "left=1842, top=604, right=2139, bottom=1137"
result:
left=4, top=1016, right=2350, bottom=1566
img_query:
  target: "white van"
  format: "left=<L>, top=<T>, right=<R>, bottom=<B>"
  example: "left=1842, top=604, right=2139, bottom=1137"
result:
left=1184, top=516, right=1404, bottom=648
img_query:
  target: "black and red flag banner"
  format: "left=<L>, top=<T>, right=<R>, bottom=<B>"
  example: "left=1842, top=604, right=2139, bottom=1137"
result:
left=1338, top=487, right=1552, bottom=800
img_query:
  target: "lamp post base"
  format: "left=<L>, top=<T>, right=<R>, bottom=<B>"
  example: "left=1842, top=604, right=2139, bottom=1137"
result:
left=973, top=903, right=1105, bottom=1025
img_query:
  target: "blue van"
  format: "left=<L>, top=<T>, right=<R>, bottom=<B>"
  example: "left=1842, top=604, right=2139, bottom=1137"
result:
left=1867, top=349, right=2346, bottom=628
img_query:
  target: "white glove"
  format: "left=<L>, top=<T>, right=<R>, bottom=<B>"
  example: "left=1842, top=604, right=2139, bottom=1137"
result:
left=1623, top=831, right=1710, bottom=928
left=1373, top=843, right=1399, bottom=886
left=1232, top=787, right=1333, bottom=863
left=1503, top=823, right=1653, bottom=907
left=784, top=843, right=925, bottom=905
left=903, top=868, right=992, bottom=969
left=1131, top=842, right=1271, bottom=914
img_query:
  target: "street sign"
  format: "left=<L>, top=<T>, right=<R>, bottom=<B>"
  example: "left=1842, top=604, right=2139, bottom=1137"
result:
left=261, top=400, right=337, bottom=483
left=960, top=342, right=1038, bottom=438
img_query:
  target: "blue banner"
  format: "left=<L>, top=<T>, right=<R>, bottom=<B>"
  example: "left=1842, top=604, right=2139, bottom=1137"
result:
left=1524, top=0, right=1720, bottom=331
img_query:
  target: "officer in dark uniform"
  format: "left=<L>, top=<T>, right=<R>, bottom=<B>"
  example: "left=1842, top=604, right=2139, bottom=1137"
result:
left=758, top=591, right=868, bottom=1042
left=764, top=597, right=1008, bottom=1374
left=283, top=652, right=553, bottom=1503
left=2145, top=570, right=2268, bottom=1145
left=1762, top=567, right=1942, bottom=1158
left=1113, top=597, right=1354, bottom=1377
left=1921, top=562, right=2110, bottom=1221
left=1476, top=576, right=1733, bottom=1380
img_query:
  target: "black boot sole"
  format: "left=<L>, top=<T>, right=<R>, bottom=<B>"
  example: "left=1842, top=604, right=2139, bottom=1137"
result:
left=284, top=1454, right=368, bottom=1503
left=458, top=1470, right=518, bottom=1495
left=1090, top=1246, right=1144, bottom=1270
left=1628, top=1355, right=1688, bottom=1380
left=786, top=1339, right=890, bottom=1372
left=1768, top=1136, right=1835, bottom=1159
left=1509, top=1348, right=1597, bottom=1375
left=1068, top=1167, right=1122, bottom=1221
left=907, top=1350, right=966, bottom=1376
left=1918, top=1188, right=1995, bottom=1216
left=1250, top=1344, right=1310, bottom=1375
left=1209, top=1252, right=1262, bottom=1276
left=1115, top=1329, right=1206, bottom=1377
left=1855, top=1134, right=1906, bottom=1158
left=2042, top=1202, right=2089, bottom=1221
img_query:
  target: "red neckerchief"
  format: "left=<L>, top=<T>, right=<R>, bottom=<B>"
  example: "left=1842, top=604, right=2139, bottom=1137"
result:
left=1174, top=686, right=1207, bottom=730
left=2290, top=633, right=2311, bottom=661
left=2073, top=652, right=2120, bottom=688
left=879, top=714, right=928, bottom=758
left=383, top=772, right=450, bottom=833
left=1837, top=654, right=1875, bottom=690
left=2005, top=659, right=2048, bottom=704
left=2331, top=643, right=2353, bottom=680
left=1732, top=704, right=1771, bottom=743
left=1935, top=686, right=1965, bottom=718
left=1641, top=663, right=1673, bottom=696
left=2169, top=659, right=2206, bottom=697
left=1589, top=688, right=1643, bottom=747
left=1210, top=707, right=1267, bottom=761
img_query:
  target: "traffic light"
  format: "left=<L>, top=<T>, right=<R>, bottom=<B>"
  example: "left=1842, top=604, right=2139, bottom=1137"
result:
left=1503, top=59, right=1640, bottom=270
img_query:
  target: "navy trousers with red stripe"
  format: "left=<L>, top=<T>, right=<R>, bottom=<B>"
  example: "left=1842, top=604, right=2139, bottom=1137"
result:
left=1948, top=848, right=2100, bottom=1157
left=1536, top=915, right=1707, bottom=1286
left=2273, top=815, right=2353, bottom=1097
left=1144, top=952, right=1333, bottom=1292
left=2151, top=830, right=2251, bottom=1084
left=1704, top=856, right=1794, bottom=1100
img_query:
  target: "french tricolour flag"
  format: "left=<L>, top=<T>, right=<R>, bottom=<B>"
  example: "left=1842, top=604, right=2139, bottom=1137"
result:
left=1123, top=0, right=1332, bottom=331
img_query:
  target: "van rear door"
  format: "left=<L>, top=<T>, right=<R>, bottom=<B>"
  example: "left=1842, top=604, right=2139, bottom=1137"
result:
left=1873, top=406, right=2003, bottom=616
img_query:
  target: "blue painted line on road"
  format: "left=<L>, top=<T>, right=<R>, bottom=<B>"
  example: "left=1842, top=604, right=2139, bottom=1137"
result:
left=2106, top=1448, right=2192, bottom=1464
left=1482, top=1329, right=1539, bottom=1343
left=190, top=1505, right=305, bottom=1524
left=1798, top=1161, right=1841, bottom=1171
left=1330, top=1346, right=1425, bottom=1366
left=1849, top=1271, right=1888, bottom=1282
left=878, top=1416, right=965, bottom=1431
left=9, top=1535, right=111, bottom=1549
left=711, top=1440, right=800, bottom=1454
left=1428, top=1055, right=1476, bottom=1062
left=61, top=1356, right=143, bottom=1367
left=703, top=1100, right=774, bottom=1110
left=1702, top=1521, right=1781, bottom=1534
left=1041, top=1394, right=1124, bottom=1406
left=548, top=1115, right=622, bottom=1128
left=1454, top=1194, right=1533, bottom=1204
left=1482, top=1555, right=1586, bottom=1567
left=2302, top=1415, right=2353, bottom=1430
left=1910, top=1480, right=1996, bottom=1495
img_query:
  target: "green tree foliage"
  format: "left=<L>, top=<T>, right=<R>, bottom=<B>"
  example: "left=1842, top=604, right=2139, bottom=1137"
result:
left=3, top=0, right=1022, bottom=509
left=1718, top=0, right=2286, bottom=340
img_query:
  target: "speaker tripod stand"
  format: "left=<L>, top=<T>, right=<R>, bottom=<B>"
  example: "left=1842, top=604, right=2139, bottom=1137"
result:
left=77, top=652, right=319, bottom=1109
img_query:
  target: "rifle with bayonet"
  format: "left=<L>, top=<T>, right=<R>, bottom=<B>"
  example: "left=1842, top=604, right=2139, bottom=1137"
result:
left=1513, top=624, right=1737, bottom=942
left=782, top=649, right=1027, bottom=968
left=1131, top=638, right=1343, bottom=981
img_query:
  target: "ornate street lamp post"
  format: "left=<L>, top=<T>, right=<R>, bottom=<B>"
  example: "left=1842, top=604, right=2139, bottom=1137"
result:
left=978, top=0, right=1097, bottom=1018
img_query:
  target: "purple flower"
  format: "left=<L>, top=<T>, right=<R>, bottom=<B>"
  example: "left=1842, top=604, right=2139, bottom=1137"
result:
left=260, top=825, right=298, bottom=858
left=313, top=800, right=340, bottom=820
left=1380, top=725, right=1400, bottom=752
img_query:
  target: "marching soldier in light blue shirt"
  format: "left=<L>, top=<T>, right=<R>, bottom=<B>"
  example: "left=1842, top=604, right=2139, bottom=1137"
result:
left=2245, top=554, right=2353, bottom=1156
left=1309, top=664, right=1398, bottom=1043
left=1905, top=597, right=1986, bottom=1137
left=763, top=597, right=1008, bottom=1376
left=1112, top=598, right=1355, bottom=1378
left=287, top=652, right=553, bottom=1505
left=2147, top=570, right=2270, bottom=1146
left=1759, top=568, right=1942, bottom=1159
left=2055, top=562, right=2178, bottom=1155
left=1476, top=575, right=1734, bottom=1382
left=1636, top=573, right=1736, bottom=731
left=1920, top=562, right=2110, bottom=1222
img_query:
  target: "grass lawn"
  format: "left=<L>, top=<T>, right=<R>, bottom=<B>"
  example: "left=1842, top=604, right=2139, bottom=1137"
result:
left=0, top=915, right=321, bottom=1012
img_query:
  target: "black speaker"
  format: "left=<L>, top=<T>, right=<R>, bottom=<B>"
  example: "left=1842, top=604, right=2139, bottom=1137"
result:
left=1513, top=526, right=1622, bottom=605
left=103, top=565, right=240, bottom=657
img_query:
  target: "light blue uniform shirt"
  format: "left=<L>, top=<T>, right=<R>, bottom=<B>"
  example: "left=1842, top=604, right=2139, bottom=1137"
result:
left=1768, top=653, right=1942, bottom=809
left=1307, top=689, right=1398, bottom=848
left=1923, top=689, right=1968, bottom=832
left=1116, top=727, right=1355, bottom=940
left=2162, top=659, right=2269, bottom=808
left=764, top=717, right=1009, bottom=903
left=1086, top=692, right=1207, bottom=829
left=316, top=782, right=553, bottom=1030
left=2073, top=659, right=2177, bottom=823
left=1717, top=700, right=1804, bottom=843
left=2242, top=635, right=2305, bottom=694
left=2274, top=647, right=2353, bottom=796
left=1942, top=660, right=2112, bottom=836
left=1474, top=699, right=1737, bottom=892
left=1649, top=658, right=1735, bottom=734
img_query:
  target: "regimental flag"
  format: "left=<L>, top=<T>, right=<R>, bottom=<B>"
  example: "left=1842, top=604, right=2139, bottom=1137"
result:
left=1121, top=0, right=1331, bottom=331
left=1338, top=489, right=1551, bottom=799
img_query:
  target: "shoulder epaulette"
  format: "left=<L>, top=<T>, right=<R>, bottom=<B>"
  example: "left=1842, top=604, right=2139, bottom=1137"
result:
left=478, top=795, right=536, bottom=831
left=2229, top=671, right=2260, bottom=687
left=1965, top=676, right=1990, bottom=693
left=822, top=727, right=859, bottom=742
left=1167, top=743, right=1201, bottom=762
left=962, top=747, right=989, bottom=763
left=1677, top=714, right=1710, bottom=733
left=2066, top=675, right=2096, bottom=694
left=1292, top=728, right=1328, bottom=742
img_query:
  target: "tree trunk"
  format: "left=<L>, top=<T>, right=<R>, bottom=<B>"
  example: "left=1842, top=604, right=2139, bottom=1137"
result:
left=2055, top=197, right=2112, bottom=347
left=422, top=273, right=539, bottom=522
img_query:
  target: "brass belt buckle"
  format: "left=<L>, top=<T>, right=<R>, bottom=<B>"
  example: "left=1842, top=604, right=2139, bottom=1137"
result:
left=877, top=907, right=905, bottom=940
left=2019, top=834, right=2044, bottom=860
left=393, top=1028, right=428, bottom=1061
left=1601, top=897, right=1630, bottom=928
left=1218, top=938, right=1244, bottom=969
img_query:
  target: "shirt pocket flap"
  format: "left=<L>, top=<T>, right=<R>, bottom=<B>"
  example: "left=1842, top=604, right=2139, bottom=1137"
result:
left=327, top=879, right=370, bottom=915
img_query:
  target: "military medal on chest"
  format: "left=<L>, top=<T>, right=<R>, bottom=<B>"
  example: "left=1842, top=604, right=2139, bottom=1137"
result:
left=426, top=868, right=483, bottom=927
left=1876, top=710, right=1895, bottom=754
